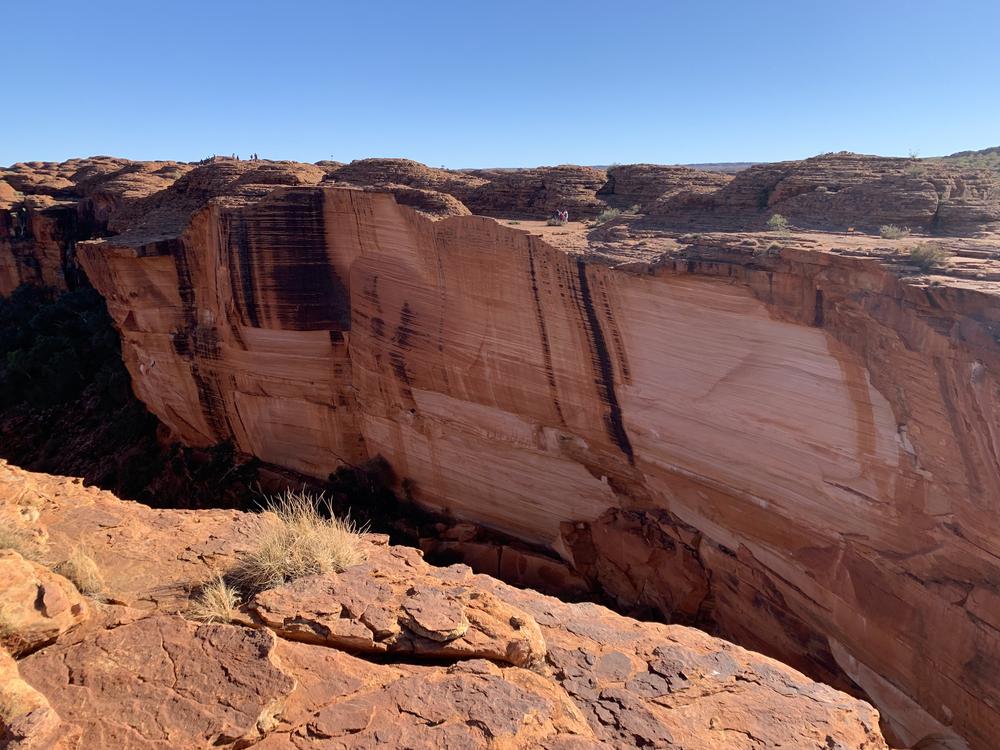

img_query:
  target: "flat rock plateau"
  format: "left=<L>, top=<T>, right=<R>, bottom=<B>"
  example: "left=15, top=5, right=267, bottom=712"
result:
left=2, top=149, right=1000, bottom=749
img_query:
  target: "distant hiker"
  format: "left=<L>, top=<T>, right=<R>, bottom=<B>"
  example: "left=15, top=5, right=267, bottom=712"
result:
left=559, top=209, right=569, bottom=223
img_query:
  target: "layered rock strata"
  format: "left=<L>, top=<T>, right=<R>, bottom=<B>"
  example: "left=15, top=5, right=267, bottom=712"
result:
left=654, top=152, right=1000, bottom=234
left=0, top=460, right=888, bottom=749
left=72, top=183, right=1000, bottom=749
left=597, top=164, right=733, bottom=212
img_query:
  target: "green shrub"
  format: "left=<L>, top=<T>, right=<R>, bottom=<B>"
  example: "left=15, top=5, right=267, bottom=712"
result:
left=628, top=204, right=642, bottom=213
left=907, top=243, right=950, bottom=271
left=594, top=208, right=622, bottom=224
left=766, top=214, right=789, bottom=232
left=545, top=217, right=565, bottom=226
left=880, top=224, right=911, bottom=239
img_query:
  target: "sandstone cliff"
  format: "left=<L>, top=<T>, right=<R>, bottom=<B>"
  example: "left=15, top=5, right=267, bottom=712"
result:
left=0, top=460, right=888, bottom=749
left=5, top=153, right=1000, bottom=748
left=654, top=152, right=1000, bottom=234
left=69, top=180, right=1000, bottom=749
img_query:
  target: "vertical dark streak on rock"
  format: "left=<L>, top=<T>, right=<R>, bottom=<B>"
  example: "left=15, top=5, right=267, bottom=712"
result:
left=232, top=212, right=260, bottom=328
left=599, top=282, right=631, bottom=385
left=172, top=234, right=232, bottom=442
left=526, top=241, right=565, bottom=425
left=270, top=190, right=350, bottom=330
left=574, top=258, right=634, bottom=464
left=393, top=302, right=417, bottom=349
left=813, top=288, right=824, bottom=328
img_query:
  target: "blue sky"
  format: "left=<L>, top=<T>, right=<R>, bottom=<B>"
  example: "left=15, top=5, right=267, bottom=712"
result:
left=2, top=0, right=998, bottom=167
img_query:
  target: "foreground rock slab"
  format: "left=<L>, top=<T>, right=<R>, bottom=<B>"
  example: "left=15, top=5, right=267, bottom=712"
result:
left=0, top=461, right=890, bottom=748
left=18, top=615, right=295, bottom=749
left=249, top=544, right=547, bottom=669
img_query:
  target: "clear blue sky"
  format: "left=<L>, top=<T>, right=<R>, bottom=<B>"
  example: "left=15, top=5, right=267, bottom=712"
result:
left=3, top=0, right=998, bottom=167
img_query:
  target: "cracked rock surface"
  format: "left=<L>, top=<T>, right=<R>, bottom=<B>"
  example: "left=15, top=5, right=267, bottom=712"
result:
left=1, top=460, right=889, bottom=748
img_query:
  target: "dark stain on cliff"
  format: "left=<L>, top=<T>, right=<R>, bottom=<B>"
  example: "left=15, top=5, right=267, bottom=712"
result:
left=527, top=243, right=565, bottom=425
left=813, top=288, right=824, bottom=327
left=232, top=213, right=261, bottom=328
left=269, top=190, right=350, bottom=330
left=171, top=236, right=233, bottom=442
left=230, top=190, right=349, bottom=331
left=574, top=258, right=634, bottom=464
left=599, top=283, right=631, bottom=385
left=392, top=302, right=417, bottom=349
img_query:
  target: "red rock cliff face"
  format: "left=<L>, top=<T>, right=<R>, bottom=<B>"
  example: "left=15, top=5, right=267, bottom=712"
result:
left=654, top=152, right=1000, bottom=234
left=76, top=186, right=1000, bottom=749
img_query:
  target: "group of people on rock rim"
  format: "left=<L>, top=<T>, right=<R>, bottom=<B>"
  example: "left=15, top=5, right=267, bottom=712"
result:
left=552, top=209, right=569, bottom=223
left=198, top=153, right=263, bottom=164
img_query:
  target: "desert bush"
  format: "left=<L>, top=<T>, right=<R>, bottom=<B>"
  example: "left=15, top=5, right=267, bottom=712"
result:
left=907, top=243, right=951, bottom=272
left=53, top=546, right=104, bottom=595
left=545, top=217, right=565, bottom=226
left=880, top=224, right=911, bottom=239
left=189, top=576, right=241, bottom=622
left=593, top=208, right=622, bottom=224
left=229, top=489, right=366, bottom=594
left=628, top=204, right=642, bottom=213
left=766, top=214, right=789, bottom=232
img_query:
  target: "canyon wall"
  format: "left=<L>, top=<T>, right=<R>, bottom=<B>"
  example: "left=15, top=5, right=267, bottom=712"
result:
left=74, top=185, right=1000, bottom=749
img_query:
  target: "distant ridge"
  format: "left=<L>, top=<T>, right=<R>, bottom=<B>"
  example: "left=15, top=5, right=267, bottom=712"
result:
left=678, top=162, right=756, bottom=173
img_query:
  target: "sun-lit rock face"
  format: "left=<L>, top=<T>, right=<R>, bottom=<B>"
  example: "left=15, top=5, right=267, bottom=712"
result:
left=0, top=459, right=889, bottom=749
left=656, top=151, right=1000, bottom=234
left=75, top=185, right=1000, bottom=749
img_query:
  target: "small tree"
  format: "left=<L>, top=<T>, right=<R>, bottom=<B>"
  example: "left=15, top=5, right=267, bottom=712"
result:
left=766, top=214, right=789, bottom=232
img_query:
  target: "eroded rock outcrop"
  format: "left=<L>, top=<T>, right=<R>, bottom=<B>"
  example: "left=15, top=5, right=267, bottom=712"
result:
left=0, top=551, right=88, bottom=656
left=71, top=182, right=1000, bottom=748
left=464, top=165, right=609, bottom=217
left=597, top=164, right=733, bottom=212
left=0, top=460, right=887, bottom=749
left=655, top=152, right=1000, bottom=234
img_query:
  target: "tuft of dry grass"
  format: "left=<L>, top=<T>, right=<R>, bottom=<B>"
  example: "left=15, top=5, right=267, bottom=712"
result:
left=52, top=546, right=104, bottom=596
left=229, top=490, right=367, bottom=594
left=0, top=523, right=42, bottom=561
left=189, top=576, right=242, bottom=623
